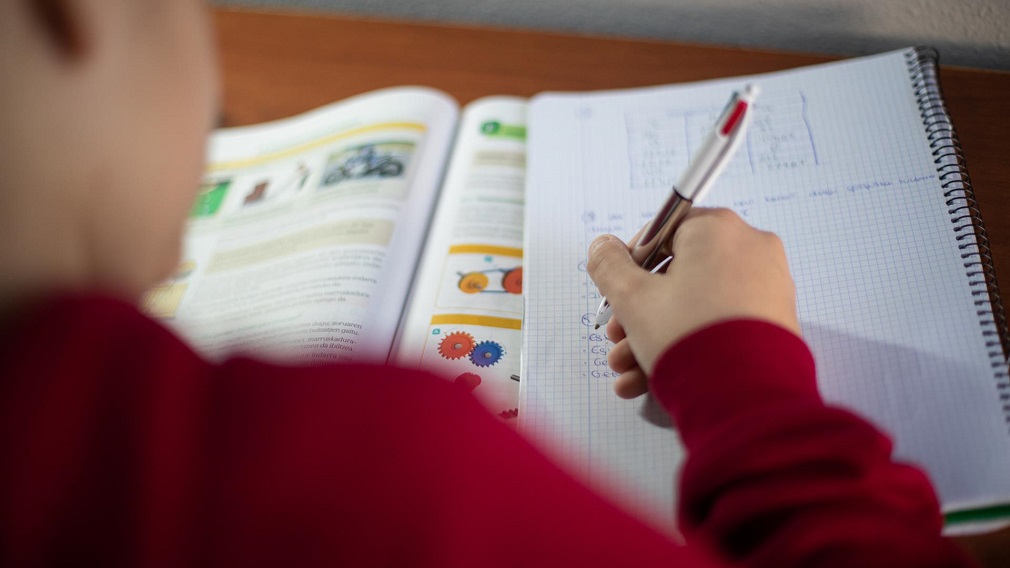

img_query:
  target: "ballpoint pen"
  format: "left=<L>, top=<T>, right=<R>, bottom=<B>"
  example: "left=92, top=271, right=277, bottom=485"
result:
left=594, top=83, right=760, bottom=329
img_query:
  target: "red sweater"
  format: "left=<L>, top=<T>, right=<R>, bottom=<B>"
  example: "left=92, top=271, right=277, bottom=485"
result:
left=0, top=295, right=974, bottom=567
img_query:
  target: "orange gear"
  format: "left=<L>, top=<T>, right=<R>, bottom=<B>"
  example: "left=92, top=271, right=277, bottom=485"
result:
left=458, top=272, right=490, bottom=294
left=502, top=267, right=522, bottom=294
left=438, top=331, right=476, bottom=359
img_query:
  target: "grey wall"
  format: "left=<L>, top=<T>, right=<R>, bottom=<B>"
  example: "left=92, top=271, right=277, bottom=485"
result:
left=214, top=0, right=1010, bottom=71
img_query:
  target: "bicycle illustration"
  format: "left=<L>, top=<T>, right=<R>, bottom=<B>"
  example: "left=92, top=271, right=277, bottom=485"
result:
left=322, top=143, right=407, bottom=186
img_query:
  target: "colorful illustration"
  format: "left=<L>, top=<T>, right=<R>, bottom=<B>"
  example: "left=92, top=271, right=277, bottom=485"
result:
left=436, top=246, right=524, bottom=312
left=498, top=408, right=519, bottom=420
left=438, top=331, right=476, bottom=359
left=501, top=267, right=522, bottom=294
left=457, top=272, right=489, bottom=294
left=425, top=318, right=520, bottom=421
left=320, top=142, right=412, bottom=187
left=243, top=180, right=270, bottom=206
left=479, top=120, right=527, bottom=141
left=457, top=267, right=522, bottom=295
left=470, top=340, right=505, bottom=367
left=454, top=372, right=482, bottom=392
left=242, top=163, right=311, bottom=208
left=437, top=331, right=506, bottom=368
left=191, top=179, right=231, bottom=218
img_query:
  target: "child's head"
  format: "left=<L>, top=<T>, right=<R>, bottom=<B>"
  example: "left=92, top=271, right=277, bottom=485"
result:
left=0, top=0, right=219, bottom=304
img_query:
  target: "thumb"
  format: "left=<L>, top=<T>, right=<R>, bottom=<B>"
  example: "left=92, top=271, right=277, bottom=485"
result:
left=587, top=234, right=644, bottom=299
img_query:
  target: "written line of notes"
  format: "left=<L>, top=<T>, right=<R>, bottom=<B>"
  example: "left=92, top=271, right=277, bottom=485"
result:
left=574, top=171, right=938, bottom=381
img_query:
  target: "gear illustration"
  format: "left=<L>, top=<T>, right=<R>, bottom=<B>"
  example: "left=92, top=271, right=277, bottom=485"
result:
left=458, top=272, right=490, bottom=294
left=453, top=372, right=482, bottom=392
left=438, top=332, right=476, bottom=360
left=501, top=267, right=523, bottom=294
left=469, top=340, right=505, bottom=367
left=499, top=408, right=519, bottom=420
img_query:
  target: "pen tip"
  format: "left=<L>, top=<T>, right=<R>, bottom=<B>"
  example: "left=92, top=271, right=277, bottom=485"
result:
left=594, top=324, right=600, bottom=330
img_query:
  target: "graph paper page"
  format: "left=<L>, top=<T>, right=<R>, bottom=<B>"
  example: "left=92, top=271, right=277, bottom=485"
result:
left=521, top=49, right=1010, bottom=533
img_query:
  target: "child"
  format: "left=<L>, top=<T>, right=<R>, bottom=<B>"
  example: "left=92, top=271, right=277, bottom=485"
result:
left=0, top=1, right=978, bottom=566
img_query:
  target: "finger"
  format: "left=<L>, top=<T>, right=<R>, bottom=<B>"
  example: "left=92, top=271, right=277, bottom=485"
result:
left=607, top=338, right=637, bottom=373
left=614, top=367, right=650, bottom=399
left=605, top=317, right=626, bottom=343
left=587, top=234, right=646, bottom=300
left=669, top=207, right=745, bottom=255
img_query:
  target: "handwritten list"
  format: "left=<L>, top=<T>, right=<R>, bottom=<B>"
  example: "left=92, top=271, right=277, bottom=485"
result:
left=625, top=90, right=820, bottom=190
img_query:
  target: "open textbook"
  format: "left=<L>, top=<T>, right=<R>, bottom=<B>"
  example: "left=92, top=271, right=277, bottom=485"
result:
left=145, top=89, right=528, bottom=418
left=146, top=47, right=1010, bottom=532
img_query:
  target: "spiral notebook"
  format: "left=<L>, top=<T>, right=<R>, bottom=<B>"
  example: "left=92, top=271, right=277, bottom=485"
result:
left=520, top=47, right=1010, bottom=534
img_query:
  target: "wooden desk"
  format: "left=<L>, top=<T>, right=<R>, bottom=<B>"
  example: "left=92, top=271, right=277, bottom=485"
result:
left=212, top=7, right=1010, bottom=564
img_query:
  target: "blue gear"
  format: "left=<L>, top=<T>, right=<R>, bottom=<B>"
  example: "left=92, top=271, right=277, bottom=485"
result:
left=470, top=340, right=505, bottom=367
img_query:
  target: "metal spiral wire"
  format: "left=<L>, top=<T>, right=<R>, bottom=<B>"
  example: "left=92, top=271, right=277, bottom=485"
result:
left=904, top=47, right=1009, bottom=422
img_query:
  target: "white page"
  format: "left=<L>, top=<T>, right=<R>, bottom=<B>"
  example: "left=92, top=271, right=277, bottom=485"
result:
left=144, top=87, right=458, bottom=363
left=522, top=49, right=1010, bottom=533
left=395, top=97, right=528, bottom=418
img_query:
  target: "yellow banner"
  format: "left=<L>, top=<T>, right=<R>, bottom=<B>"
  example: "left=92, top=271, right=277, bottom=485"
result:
left=430, top=314, right=522, bottom=330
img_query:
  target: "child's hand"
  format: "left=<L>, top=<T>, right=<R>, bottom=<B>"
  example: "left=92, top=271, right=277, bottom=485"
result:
left=586, top=208, right=801, bottom=399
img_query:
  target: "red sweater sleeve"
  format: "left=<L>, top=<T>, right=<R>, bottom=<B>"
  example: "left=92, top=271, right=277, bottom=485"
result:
left=651, top=320, right=976, bottom=567
left=0, top=297, right=976, bottom=567
left=0, top=296, right=708, bottom=567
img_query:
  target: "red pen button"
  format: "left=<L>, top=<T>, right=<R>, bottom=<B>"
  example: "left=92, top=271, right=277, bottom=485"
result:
left=720, top=101, right=748, bottom=136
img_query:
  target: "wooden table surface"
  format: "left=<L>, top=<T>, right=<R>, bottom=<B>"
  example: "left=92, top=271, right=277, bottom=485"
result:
left=212, top=7, right=1010, bottom=562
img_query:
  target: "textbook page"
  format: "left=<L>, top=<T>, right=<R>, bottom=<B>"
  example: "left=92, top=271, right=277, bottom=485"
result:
left=394, top=97, right=527, bottom=419
left=521, top=49, right=1010, bottom=533
left=144, top=87, right=458, bottom=363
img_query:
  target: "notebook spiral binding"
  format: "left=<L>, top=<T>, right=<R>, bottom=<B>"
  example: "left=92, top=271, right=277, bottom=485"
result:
left=904, top=47, right=1010, bottom=423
